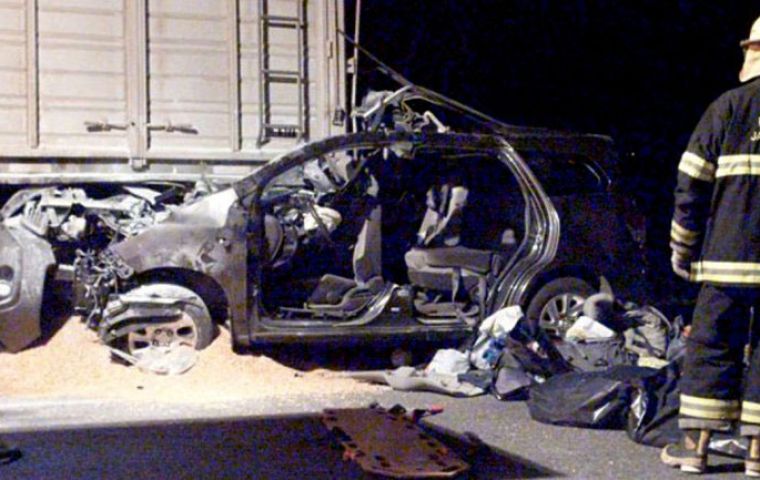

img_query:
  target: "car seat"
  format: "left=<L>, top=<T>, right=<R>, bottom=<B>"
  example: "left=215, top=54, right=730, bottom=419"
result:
left=404, top=183, right=498, bottom=317
left=304, top=195, right=386, bottom=316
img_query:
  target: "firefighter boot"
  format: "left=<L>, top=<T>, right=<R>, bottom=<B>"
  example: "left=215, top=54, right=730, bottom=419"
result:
left=747, top=436, right=760, bottom=477
left=661, top=429, right=712, bottom=474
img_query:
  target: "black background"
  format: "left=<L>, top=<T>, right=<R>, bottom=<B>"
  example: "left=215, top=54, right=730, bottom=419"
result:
left=347, top=1, right=758, bottom=301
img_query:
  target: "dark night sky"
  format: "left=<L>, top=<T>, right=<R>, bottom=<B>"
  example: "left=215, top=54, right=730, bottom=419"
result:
left=348, top=1, right=759, bottom=297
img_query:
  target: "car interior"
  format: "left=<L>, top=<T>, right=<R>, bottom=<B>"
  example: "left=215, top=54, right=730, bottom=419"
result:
left=258, top=143, right=526, bottom=325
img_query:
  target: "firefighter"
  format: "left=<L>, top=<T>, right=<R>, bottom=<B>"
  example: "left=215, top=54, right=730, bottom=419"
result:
left=661, top=16, right=760, bottom=475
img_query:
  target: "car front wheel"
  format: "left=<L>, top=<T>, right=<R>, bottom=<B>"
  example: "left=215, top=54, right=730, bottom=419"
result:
left=526, top=277, right=596, bottom=339
left=121, top=283, right=216, bottom=356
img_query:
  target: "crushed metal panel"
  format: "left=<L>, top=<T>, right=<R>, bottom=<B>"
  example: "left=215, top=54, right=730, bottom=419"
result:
left=0, top=224, right=55, bottom=352
left=322, top=406, right=469, bottom=479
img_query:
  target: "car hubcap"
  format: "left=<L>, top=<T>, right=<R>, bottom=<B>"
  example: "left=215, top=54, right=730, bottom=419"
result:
left=127, top=313, right=198, bottom=356
left=538, top=293, right=586, bottom=338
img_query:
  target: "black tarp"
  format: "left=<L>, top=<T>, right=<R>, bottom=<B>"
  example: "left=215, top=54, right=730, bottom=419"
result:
left=527, top=365, right=658, bottom=429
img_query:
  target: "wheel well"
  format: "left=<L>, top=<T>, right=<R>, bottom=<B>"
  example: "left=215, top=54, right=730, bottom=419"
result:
left=522, top=266, right=601, bottom=309
left=133, top=268, right=229, bottom=324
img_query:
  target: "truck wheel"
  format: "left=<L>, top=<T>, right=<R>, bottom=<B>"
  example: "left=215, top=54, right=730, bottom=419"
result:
left=526, top=277, right=596, bottom=339
left=123, top=283, right=216, bottom=356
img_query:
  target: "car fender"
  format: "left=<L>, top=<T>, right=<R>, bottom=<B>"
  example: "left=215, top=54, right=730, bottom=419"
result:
left=108, top=188, right=240, bottom=276
left=107, top=188, right=249, bottom=342
left=0, top=225, right=55, bottom=352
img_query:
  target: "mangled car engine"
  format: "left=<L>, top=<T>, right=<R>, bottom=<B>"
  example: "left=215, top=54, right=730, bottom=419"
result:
left=1, top=183, right=217, bottom=372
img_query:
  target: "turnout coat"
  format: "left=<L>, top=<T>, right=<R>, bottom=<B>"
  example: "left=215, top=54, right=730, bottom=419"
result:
left=672, top=77, right=760, bottom=285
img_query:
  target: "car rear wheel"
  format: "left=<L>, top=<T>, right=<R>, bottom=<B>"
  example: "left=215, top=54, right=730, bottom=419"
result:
left=526, top=277, right=596, bottom=339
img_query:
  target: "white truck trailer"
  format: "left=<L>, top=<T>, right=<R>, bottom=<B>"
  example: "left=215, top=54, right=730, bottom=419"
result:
left=0, top=0, right=348, bottom=183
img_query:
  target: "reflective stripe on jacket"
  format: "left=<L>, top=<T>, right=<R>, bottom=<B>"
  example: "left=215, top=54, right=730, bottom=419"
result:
left=672, top=78, right=760, bottom=285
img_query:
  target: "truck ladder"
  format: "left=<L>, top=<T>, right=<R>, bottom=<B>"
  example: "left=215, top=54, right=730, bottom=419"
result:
left=257, top=0, right=308, bottom=146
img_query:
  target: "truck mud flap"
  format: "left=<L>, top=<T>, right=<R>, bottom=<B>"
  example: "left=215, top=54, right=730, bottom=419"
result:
left=0, top=225, right=55, bottom=352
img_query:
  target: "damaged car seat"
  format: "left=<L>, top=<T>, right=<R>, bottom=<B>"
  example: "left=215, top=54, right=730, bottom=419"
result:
left=405, top=184, right=499, bottom=318
left=305, top=181, right=386, bottom=316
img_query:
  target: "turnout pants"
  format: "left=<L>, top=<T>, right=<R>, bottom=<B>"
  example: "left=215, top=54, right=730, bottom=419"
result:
left=680, top=284, right=760, bottom=435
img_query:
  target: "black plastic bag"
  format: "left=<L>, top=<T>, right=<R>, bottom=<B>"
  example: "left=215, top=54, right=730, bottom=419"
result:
left=626, top=356, right=682, bottom=447
left=554, top=337, right=638, bottom=372
left=527, top=365, right=658, bottom=429
left=624, top=354, right=746, bottom=457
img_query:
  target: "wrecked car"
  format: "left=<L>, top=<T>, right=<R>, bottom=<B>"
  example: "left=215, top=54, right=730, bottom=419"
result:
left=0, top=85, right=645, bottom=367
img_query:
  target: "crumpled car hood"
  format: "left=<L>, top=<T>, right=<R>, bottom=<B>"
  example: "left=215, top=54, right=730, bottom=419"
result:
left=108, top=188, right=238, bottom=273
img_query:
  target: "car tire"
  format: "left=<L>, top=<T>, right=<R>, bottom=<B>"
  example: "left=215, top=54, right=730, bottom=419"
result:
left=122, top=283, right=216, bottom=354
left=525, top=277, right=596, bottom=339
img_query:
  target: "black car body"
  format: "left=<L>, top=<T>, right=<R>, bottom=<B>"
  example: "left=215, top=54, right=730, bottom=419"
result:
left=502, top=131, right=646, bottom=336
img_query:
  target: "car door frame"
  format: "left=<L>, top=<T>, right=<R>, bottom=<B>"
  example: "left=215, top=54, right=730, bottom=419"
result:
left=232, top=131, right=560, bottom=343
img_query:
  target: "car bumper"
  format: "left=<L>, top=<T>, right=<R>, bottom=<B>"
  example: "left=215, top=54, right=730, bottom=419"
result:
left=0, top=225, right=55, bottom=352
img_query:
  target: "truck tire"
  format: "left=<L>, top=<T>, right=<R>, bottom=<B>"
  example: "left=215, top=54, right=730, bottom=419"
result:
left=526, top=277, right=596, bottom=339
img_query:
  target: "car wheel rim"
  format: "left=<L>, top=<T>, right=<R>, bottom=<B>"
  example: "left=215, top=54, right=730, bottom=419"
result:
left=538, top=293, right=586, bottom=338
left=127, top=313, right=198, bottom=356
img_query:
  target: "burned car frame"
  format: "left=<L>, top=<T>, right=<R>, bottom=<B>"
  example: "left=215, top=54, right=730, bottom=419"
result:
left=231, top=132, right=558, bottom=346
left=0, top=82, right=646, bottom=366
left=0, top=131, right=560, bottom=358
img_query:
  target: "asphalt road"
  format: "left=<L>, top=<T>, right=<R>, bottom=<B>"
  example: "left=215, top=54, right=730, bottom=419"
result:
left=0, top=390, right=749, bottom=479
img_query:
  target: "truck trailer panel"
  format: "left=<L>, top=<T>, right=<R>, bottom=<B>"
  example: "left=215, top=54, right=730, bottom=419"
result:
left=0, top=0, right=347, bottom=180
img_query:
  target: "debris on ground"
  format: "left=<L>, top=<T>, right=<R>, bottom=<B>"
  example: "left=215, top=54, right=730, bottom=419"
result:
left=350, top=366, right=485, bottom=397
left=347, top=305, right=571, bottom=399
left=343, top=297, right=696, bottom=456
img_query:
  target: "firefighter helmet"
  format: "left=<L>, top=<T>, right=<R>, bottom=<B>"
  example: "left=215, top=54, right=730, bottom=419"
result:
left=740, top=16, right=760, bottom=48
left=740, top=16, right=760, bottom=82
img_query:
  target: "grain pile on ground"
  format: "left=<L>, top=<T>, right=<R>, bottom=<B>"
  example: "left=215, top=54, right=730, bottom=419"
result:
left=0, top=317, right=386, bottom=402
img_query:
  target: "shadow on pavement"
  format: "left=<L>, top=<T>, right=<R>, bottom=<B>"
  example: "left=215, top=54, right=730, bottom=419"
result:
left=3, top=412, right=559, bottom=479
left=257, top=340, right=460, bottom=373
left=708, top=461, right=746, bottom=475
